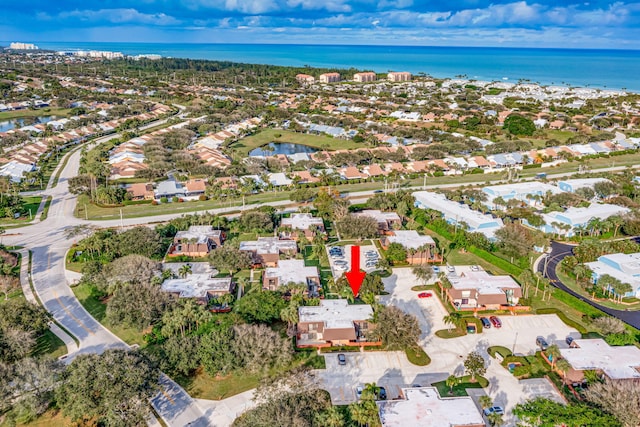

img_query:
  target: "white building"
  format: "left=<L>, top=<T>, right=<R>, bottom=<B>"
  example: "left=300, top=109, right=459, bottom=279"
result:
left=536, top=204, right=629, bottom=236
left=446, top=265, right=522, bottom=309
left=482, top=182, right=561, bottom=209
left=586, top=253, right=640, bottom=298
left=560, top=339, right=640, bottom=381
left=557, top=178, right=611, bottom=193
left=161, top=263, right=233, bottom=303
left=413, top=191, right=504, bottom=239
left=0, top=160, right=35, bottom=182
left=263, top=259, right=320, bottom=296
left=377, top=387, right=485, bottom=427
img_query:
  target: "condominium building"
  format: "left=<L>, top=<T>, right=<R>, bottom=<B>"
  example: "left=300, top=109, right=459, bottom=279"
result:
left=296, top=74, right=315, bottom=84
left=387, top=72, right=412, bottom=82
left=354, top=72, right=377, bottom=82
left=319, top=73, right=341, bottom=83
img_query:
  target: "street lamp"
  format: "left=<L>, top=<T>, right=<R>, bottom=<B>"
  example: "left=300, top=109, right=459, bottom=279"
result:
left=512, top=332, right=519, bottom=354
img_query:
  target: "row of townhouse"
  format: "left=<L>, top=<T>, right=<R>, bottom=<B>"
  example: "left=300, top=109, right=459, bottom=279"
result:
left=187, top=117, right=260, bottom=169
left=0, top=103, right=173, bottom=182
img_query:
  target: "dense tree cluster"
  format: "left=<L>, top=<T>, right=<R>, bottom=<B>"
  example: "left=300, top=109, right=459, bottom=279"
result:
left=0, top=300, right=50, bottom=363
left=336, top=215, right=380, bottom=239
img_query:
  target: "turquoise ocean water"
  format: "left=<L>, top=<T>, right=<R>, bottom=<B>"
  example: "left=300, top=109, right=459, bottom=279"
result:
left=30, top=42, right=640, bottom=91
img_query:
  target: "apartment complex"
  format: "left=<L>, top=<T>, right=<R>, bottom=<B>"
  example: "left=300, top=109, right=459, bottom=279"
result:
left=354, top=72, right=377, bottom=82
left=319, top=73, right=341, bottom=83
left=296, top=73, right=315, bottom=84
left=387, top=72, right=412, bottom=82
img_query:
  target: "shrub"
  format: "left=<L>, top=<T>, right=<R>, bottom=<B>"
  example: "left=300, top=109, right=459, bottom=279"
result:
left=513, top=365, right=530, bottom=378
left=198, top=195, right=207, bottom=201
left=160, top=197, right=168, bottom=204
left=605, top=332, right=637, bottom=346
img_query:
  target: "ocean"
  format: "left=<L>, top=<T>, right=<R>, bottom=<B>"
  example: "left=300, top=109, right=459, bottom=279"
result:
left=31, top=42, right=640, bottom=92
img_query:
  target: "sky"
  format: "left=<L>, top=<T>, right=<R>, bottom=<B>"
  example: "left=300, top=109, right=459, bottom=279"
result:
left=2, top=0, right=640, bottom=48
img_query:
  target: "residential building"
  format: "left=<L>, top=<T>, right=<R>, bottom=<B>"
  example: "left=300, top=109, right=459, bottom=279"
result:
left=280, top=213, right=325, bottom=240
left=126, top=183, right=154, bottom=201
left=155, top=180, right=185, bottom=200
left=537, top=204, right=629, bottom=236
left=387, top=72, right=412, bottom=82
left=482, top=182, right=561, bottom=210
left=413, top=191, right=504, bottom=239
left=168, top=226, right=225, bottom=258
left=239, top=237, right=297, bottom=267
left=353, top=210, right=401, bottom=234
left=445, top=265, right=522, bottom=310
left=161, top=262, right=233, bottom=304
left=560, top=339, right=640, bottom=381
left=319, top=73, right=341, bottom=83
left=296, top=73, right=315, bottom=84
left=380, top=230, right=442, bottom=264
left=262, top=259, right=320, bottom=296
left=586, top=253, right=640, bottom=298
left=297, top=299, right=376, bottom=348
left=557, top=178, right=611, bottom=193
left=0, top=160, right=35, bottom=182
left=354, top=72, right=377, bottom=82
left=377, top=387, right=485, bottom=427
left=184, top=179, right=207, bottom=197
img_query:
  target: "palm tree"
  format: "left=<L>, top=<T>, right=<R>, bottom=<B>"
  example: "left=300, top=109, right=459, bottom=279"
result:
left=556, top=358, right=571, bottom=386
left=314, top=406, right=345, bottom=427
left=518, top=270, right=534, bottom=299
left=443, top=312, right=461, bottom=332
left=178, top=264, right=192, bottom=279
left=445, top=375, right=459, bottom=394
left=487, top=412, right=504, bottom=427
left=479, top=395, right=493, bottom=410
left=546, top=344, right=561, bottom=368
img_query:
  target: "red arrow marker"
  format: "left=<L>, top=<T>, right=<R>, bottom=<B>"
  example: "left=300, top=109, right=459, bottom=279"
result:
left=345, top=245, right=366, bottom=297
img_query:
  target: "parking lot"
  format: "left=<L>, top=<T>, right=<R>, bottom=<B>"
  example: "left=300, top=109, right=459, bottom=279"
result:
left=327, top=244, right=380, bottom=279
left=317, top=351, right=443, bottom=405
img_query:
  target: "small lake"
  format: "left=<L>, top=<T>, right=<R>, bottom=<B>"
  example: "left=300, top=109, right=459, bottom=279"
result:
left=249, top=142, right=319, bottom=157
left=0, top=116, right=58, bottom=133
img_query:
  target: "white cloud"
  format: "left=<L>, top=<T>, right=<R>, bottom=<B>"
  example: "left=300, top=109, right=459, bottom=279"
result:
left=57, top=8, right=180, bottom=26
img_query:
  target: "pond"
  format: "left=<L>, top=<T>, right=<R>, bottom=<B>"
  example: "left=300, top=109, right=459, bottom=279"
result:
left=249, top=142, right=319, bottom=157
left=0, top=116, right=58, bottom=133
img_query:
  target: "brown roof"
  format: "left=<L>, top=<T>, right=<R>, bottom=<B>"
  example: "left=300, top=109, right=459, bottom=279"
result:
left=185, top=179, right=206, bottom=192
left=127, top=183, right=153, bottom=198
left=322, top=328, right=357, bottom=341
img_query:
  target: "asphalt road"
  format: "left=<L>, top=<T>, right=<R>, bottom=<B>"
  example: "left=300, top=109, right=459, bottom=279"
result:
left=3, top=112, right=208, bottom=426
left=539, top=241, right=640, bottom=330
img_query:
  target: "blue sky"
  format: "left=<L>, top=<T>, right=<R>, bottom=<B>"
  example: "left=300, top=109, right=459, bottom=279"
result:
left=2, top=0, right=640, bottom=48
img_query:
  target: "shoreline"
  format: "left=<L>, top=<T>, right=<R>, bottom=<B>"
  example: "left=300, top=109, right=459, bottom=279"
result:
left=18, top=42, right=640, bottom=92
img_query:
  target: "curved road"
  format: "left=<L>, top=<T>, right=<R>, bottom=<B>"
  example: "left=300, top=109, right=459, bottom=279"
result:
left=3, top=117, right=212, bottom=426
left=539, top=241, right=640, bottom=330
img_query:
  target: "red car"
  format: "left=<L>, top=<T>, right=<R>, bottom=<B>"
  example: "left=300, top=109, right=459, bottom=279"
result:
left=418, top=292, right=433, bottom=298
left=490, top=316, right=502, bottom=328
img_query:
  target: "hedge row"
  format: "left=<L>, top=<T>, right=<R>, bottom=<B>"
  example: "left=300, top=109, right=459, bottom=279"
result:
left=467, top=246, right=524, bottom=276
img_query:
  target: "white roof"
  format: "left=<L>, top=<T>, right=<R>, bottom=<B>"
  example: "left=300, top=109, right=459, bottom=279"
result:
left=239, top=237, right=297, bottom=255
left=263, top=259, right=319, bottom=287
left=560, top=339, right=640, bottom=380
left=281, top=213, right=324, bottom=230
left=174, top=226, right=222, bottom=244
left=558, top=178, right=610, bottom=191
left=482, top=182, right=560, bottom=198
left=413, top=191, right=503, bottom=238
left=299, top=299, right=373, bottom=329
left=268, top=172, right=293, bottom=186
left=542, top=203, right=629, bottom=227
left=0, top=160, right=35, bottom=182
left=377, top=387, right=484, bottom=427
left=355, top=209, right=401, bottom=223
left=448, top=268, right=520, bottom=295
left=386, top=230, right=435, bottom=250
left=161, top=263, right=231, bottom=298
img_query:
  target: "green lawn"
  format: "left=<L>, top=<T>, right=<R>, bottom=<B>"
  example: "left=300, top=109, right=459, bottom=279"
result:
left=432, top=375, right=488, bottom=397
left=13, top=409, right=72, bottom=427
left=39, top=196, right=52, bottom=221
left=0, top=196, right=42, bottom=226
left=0, top=107, right=71, bottom=120
left=32, top=329, right=67, bottom=359
left=230, top=129, right=364, bottom=156
left=405, top=346, right=431, bottom=366
left=556, top=267, right=640, bottom=311
left=71, top=283, right=146, bottom=346
left=178, top=368, right=261, bottom=400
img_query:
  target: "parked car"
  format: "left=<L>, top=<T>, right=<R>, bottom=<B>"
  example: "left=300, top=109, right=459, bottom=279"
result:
left=432, top=266, right=440, bottom=273
left=536, top=336, right=549, bottom=351
left=483, top=406, right=504, bottom=416
left=466, top=323, right=477, bottom=334
left=378, top=387, right=387, bottom=400
left=337, top=354, right=346, bottom=365
left=480, top=317, right=491, bottom=328
left=356, top=385, right=363, bottom=398
left=471, top=265, right=480, bottom=271
left=490, top=316, right=502, bottom=328
left=418, top=292, right=433, bottom=298
left=447, top=265, right=455, bottom=273
left=566, top=336, right=574, bottom=346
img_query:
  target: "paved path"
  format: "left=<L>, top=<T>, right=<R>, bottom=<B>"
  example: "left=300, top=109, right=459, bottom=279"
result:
left=540, top=241, right=640, bottom=329
left=3, top=111, right=209, bottom=426
left=16, top=248, right=78, bottom=354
